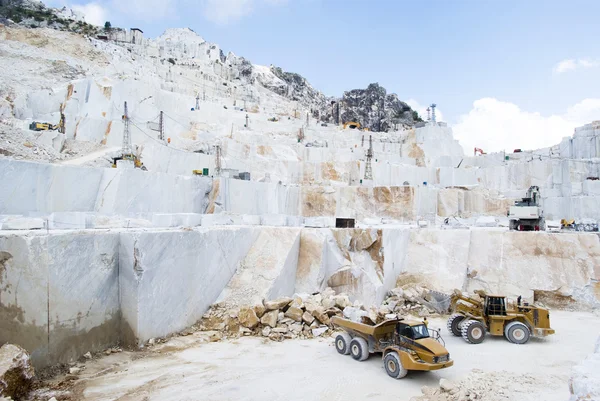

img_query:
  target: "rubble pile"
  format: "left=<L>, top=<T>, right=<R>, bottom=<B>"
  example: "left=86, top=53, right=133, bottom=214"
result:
left=0, top=344, right=35, bottom=399
left=569, top=336, right=600, bottom=401
left=198, top=288, right=349, bottom=341
left=195, top=285, right=448, bottom=342
left=379, top=285, right=450, bottom=320
left=411, top=370, right=550, bottom=401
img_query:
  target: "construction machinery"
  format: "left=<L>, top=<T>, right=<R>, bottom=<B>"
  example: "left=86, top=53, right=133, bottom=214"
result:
left=473, top=147, right=486, bottom=156
left=332, top=316, right=453, bottom=379
left=112, top=145, right=146, bottom=170
left=560, top=219, right=599, bottom=232
left=111, top=154, right=146, bottom=170
left=446, top=290, right=554, bottom=345
left=29, top=121, right=59, bottom=131
left=508, top=185, right=545, bottom=231
left=343, top=121, right=361, bottom=130
left=29, top=101, right=66, bottom=133
left=561, top=219, right=576, bottom=229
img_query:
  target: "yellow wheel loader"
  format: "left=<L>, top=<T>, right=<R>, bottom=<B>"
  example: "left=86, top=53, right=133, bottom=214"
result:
left=447, top=290, right=554, bottom=345
left=332, top=316, right=453, bottom=379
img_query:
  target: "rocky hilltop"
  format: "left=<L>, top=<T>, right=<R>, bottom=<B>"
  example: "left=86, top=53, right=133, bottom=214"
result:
left=341, top=83, right=420, bottom=131
left=0, top=0, right=420, bottom=131
left=0, top=0, right=97, bottom=34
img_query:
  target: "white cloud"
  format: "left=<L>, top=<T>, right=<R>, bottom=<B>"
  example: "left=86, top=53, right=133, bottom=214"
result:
left=406, top=99, right=444, bottom=122
left=553, top=58, right=600, bottom=74
left=72, top=2, right=108, bottom=26
left=201, top=0, right=287, bottom=24
left=452, top=98, right=600, bottom=153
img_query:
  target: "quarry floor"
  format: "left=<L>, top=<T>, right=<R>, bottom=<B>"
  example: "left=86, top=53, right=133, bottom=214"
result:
left=46, top=310, right=598, bottom=401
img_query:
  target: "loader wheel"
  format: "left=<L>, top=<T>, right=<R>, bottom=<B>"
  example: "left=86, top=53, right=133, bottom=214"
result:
left=335, top=333, right=352, bottom=355
left=461, top=320, right=486, bottom=344
left=384, top=352, right=408, bottom=379
left=350, top=337, right=369, bottom=361
left=505, top=321, right=530, bottom=344
left=447, top=314, right=465, bottom=337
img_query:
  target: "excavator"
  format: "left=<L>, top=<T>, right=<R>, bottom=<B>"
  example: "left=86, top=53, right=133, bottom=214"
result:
left=473, top=147, right=486, bottom=156
left=29, top=100, right=66, bottom=133
left=508, top=185, right=545, bottom=231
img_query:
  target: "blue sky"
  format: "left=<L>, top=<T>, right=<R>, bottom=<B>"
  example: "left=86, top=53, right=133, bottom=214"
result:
left=47, top=0, right=600, bottom=151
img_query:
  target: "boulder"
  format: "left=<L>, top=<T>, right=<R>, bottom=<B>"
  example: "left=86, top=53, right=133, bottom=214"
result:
left=440, top=378, right=457, bottom=393
left=284, top=306, right=304, bottom=322
left=0, top=344, right=35, bottom=399
left=322, top=297, right=336, bottom=309
left=321, top=287, right=336, bottom=299
left=302, top=311, right=315, bottom=325
left=272, top=327, right=288, bottom=334
left=262, top=326, right=272, bottom=337
left=289, top=323, right=303, bottom=334
left=304, top=301, right=319, bottom=314
left=264, top=297, right=293, bottom=311
left=325, top=307, right=343, bottom=317
left=334, top=295, right=352, bottom=309
left=311, top=307, right=331, bottom=325
left=260, top=310, right=279, bottom=328
left=343, top=306, right=368, bottom=323
left=254, top=304, right=266, bottom=318
left=312, top=327, right=328, bottom=337
left=368, top=308, right=379, bottom=323
left=238, top=307, right=259, bottom=328
left=69, top=367, right=81, bottom=375
left=289, top=296, right=304, bottom=309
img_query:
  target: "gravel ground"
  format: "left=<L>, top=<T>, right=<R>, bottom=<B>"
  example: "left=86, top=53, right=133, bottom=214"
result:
left=40, top=310, right=600, bottom=401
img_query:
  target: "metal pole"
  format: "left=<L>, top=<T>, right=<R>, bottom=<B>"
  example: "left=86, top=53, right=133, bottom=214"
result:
left=158, top=111, right=164, bottom=141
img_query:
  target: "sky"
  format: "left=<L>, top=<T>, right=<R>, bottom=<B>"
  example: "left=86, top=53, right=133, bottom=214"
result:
left=45, top=0, right=600, bottom=153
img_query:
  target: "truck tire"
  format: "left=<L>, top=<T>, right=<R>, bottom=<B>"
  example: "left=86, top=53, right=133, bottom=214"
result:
left=350, top=337, right=369, bottom=361
left=384, top=352, right=408, bottom=379
left=447, top=314, right=465, bottom=336
left=505, top=321, right=530, bottom=344
left=461, top=320, right=486, bottom=344
left=335, top=333, right=352, bottom=355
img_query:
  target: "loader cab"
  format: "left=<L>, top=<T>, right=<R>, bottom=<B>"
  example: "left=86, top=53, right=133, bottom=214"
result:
left=484, top=296, right=507, bottom=316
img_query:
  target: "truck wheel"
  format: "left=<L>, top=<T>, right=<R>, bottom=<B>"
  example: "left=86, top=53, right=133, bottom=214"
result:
left=461, top=320, right=486, bottom=344
left=350, top=337, right=369, bottom=361
left=335, top=333, right=352, bottom=355
left=447, top=314, right=465, bottom=336
left=384, top=352, right=408, bottom=379
left=505, top=321, right=530, bottom=344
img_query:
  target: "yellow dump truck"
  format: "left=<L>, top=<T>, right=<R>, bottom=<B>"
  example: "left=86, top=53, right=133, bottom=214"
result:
left=332, top=316, right=453, bottom=379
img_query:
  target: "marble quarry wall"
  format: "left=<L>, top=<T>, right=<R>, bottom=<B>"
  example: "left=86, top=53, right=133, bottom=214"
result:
left=3, top=156, right=600, bottom=223
left=0, top=231, right=120, bottom=369
left=0, top=159, right=213, bottom=215
left=1, top=226, right=598, bottom=368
